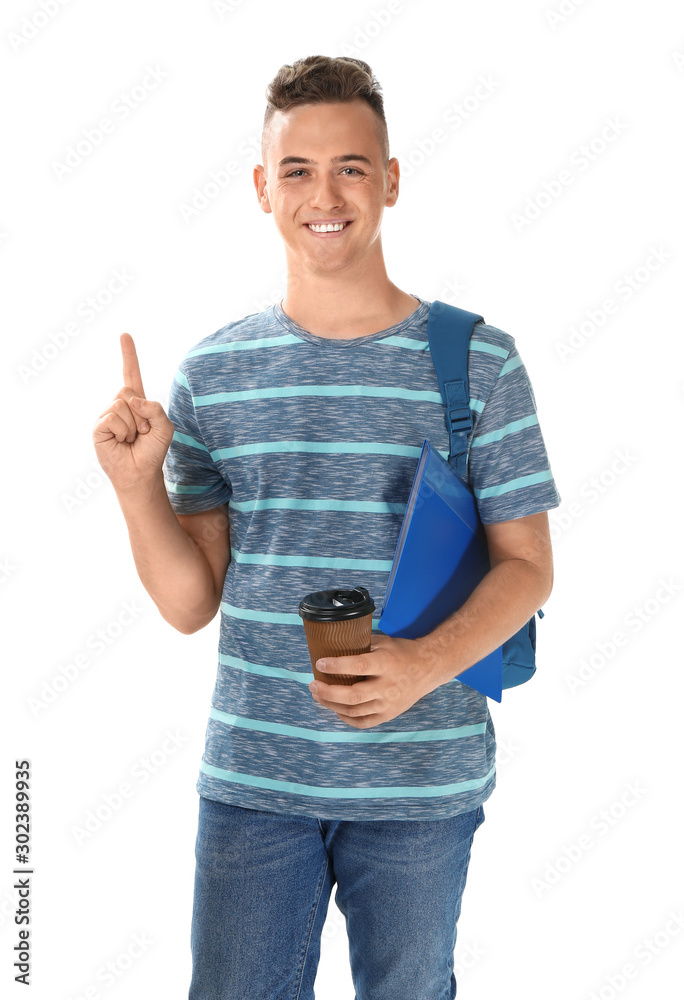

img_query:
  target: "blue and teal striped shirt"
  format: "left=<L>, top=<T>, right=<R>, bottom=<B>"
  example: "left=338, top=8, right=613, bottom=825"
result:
left=162, top=295, right=561, bottom=820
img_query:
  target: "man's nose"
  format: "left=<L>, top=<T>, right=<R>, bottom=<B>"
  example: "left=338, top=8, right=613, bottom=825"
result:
left=309, top=173, right=343, bottom=210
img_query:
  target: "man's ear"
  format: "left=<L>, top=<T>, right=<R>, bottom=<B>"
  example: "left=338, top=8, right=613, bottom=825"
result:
left=253, top=165, right=271, bottom=213
left=385, top=157, right=400, bottom=207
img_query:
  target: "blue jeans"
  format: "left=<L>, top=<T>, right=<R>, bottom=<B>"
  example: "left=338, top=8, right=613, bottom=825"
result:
left=188, top=794, right=486, bottom=1000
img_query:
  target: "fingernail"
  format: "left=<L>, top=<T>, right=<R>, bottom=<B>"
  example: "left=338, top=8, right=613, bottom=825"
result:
left=140, top=420, right=150, bottom=432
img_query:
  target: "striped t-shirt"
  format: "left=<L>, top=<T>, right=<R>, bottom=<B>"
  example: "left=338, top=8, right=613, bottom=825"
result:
left=162, top=294, right=561, bottom=821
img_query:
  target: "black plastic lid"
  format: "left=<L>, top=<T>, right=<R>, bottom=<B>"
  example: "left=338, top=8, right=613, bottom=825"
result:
left=298, top=586, right=375, bottom=622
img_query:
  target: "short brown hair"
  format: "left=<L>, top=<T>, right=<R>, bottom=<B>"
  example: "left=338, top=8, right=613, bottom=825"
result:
left=262, top=54, right=390, bottom=170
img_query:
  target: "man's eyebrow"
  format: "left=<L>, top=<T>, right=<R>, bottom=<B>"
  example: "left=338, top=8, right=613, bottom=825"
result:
left=277, top=154, right=373, bottom=168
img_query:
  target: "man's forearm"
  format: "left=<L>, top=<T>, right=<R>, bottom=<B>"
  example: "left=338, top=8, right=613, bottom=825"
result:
left=115, top=473, right=219, bottom=633
left=414, top=558, right=552, bottom=687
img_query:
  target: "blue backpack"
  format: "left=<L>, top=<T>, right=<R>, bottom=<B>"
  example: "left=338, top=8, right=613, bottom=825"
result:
left=426, top=300, right=543, bottom=690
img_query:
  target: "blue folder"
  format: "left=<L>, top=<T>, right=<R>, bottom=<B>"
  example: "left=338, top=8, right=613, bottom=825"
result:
left=378, top=438, right=503, bottom=701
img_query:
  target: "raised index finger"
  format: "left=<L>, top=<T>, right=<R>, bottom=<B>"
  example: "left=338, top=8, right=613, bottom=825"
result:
left=120, top=333, right=146, bottom=398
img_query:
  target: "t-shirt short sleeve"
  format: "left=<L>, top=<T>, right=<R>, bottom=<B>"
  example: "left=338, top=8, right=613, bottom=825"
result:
left=467, top=338, right=561, bottom=524
left=162, top=364, right=232, bottom=514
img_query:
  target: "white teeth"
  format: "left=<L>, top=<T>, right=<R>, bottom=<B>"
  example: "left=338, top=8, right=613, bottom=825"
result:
left=307, top=222, right=348, bottom=232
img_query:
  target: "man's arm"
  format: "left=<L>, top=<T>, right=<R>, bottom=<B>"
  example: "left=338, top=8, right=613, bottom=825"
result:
left=93, top=333, right=231, bottom=635
left=308, top=509, right=554, bottom=727
left=309, top=333, right=560, bottom=726
left=116, top=485, right=231, bottom=634
left=414, top=510, right=553, bottom=686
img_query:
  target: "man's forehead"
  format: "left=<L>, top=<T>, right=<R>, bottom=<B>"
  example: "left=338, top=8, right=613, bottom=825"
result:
left=270, top=101, right=374, bottom=139
left=266, top=102, right=379, bottom=164
left=272, top=98, right=371, bottom=124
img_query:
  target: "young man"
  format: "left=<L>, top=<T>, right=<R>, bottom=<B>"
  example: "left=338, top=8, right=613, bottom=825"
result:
left=93, top=55, right=560, bottom=1000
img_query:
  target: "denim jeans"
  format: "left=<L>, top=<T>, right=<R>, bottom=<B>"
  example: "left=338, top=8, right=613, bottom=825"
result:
left=188, top=794, right=486, bottom=1000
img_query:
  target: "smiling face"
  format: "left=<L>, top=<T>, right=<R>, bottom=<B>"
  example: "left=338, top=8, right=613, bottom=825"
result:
left=254, top=98, right=399, bottom=278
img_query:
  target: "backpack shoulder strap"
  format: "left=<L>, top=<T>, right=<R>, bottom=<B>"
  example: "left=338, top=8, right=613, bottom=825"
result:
left=426, top=300, right=484, bottom=482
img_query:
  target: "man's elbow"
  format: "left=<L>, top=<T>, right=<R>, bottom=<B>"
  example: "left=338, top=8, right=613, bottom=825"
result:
left=161, top=607, right=218, bottom=635
left=174, top=620, right=205, bottom=636
left=537, top=557, right=554, bottom=606
left=514, top=554, right=553, bottom=609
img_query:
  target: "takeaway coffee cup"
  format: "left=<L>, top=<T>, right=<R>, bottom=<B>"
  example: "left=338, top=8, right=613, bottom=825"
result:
left=299, top=587, right=376, bottom=685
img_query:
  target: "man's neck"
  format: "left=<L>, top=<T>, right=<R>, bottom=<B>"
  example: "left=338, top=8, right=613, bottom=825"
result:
left=280, top=273, right=420, bottom=340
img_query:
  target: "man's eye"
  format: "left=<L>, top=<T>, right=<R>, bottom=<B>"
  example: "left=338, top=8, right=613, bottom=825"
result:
left=285, top=168, right=363, bottom=178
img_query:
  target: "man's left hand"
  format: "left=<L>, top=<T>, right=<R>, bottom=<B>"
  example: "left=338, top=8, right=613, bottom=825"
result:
left=308, top=632, right=444, bottom=728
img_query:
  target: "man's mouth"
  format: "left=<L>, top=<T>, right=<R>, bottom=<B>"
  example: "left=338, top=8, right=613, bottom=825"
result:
left=304, top=221, right=352, bottom=235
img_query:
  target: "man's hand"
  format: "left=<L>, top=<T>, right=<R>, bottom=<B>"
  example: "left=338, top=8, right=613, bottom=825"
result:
left=93, top=333, right=175, bottom=493
left=308, top=633, right=443, bottom=728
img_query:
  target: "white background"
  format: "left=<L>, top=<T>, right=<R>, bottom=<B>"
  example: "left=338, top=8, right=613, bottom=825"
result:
left=2, top=1, right=683, bottom=998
